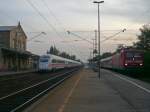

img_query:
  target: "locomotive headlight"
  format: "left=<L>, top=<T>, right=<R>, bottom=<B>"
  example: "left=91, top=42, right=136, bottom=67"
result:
left=125, top=63, right=128, bottom=66
left=140, top=63, right=143, bottom=66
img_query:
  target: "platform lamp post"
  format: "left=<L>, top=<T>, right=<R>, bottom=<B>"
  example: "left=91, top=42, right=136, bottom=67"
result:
left=93, top=1, right=104, bottom=79
left=92, top=38, right=95, bottom=58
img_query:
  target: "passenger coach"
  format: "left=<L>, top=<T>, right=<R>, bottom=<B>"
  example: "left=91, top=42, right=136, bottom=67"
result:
left=38, top=54, right=81, bottom=71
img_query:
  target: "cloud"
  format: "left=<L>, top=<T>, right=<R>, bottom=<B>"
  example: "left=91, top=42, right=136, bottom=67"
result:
left=0, top=0, right=149, bottom=62
left=66, top=0, right=150, bottom=24
left=102, top=0, right=150, bottom=24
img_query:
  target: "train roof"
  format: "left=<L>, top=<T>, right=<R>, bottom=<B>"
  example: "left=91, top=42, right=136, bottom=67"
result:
left=40, top=54, right=81, bottom=64
left=121, top=48, right=144, bottom=52
left=101, top=56, right=112, bottom=62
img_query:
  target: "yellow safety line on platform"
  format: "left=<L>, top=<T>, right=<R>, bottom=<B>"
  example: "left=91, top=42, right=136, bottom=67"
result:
left=57, top=71, right=83, bottom=112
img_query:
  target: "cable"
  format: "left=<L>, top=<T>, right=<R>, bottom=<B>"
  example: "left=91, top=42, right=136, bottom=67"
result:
left=101, top=29, right=126, bottom=43
left=26, top=0, right=84, bottom=61
left=25, top=0, right=62, bottom=55
left=41, top=0, right=66, bottom=32
left=25, top=0, right=64, bottom=39
left=27, top=32, right=46, bottom=42
left=67, top=31, right=93, bottom=44
left=37, top=0, right=88, bottom=60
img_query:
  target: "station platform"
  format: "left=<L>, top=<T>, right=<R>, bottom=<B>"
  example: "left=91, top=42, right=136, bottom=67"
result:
left=24, top=68, right=144, bottom=112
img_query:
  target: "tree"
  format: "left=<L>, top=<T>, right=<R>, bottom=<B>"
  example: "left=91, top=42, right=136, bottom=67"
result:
left=93, top=49, right=97, bottom=54
left=59, top=52, right=70, bottom=59
left=47, top=46, right=78, bottom=61
left=116, top=44, right=124, bottom=52
left=53, top=46, right=59, bottom=55
left=70, top=55, right=76, bottom=60
left=48, top=46, right=59, bottom=55
left=88, top=51, right=112, bottom=64
left=49, top=46, right=54, bottom=54
left=134, top=25, right=150, bottom=50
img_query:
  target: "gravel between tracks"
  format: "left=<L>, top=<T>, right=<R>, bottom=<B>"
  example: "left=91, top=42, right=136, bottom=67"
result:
left=0, top=69, right=73, bottom=98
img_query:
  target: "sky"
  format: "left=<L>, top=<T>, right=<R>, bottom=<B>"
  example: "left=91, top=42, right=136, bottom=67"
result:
left=0, top=0, right=149, bottom=62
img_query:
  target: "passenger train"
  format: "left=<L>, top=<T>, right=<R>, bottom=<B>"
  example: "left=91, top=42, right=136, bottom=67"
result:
left=38, top=54, right=82, bottom=71
left=101, top=48, right=144, bottom=70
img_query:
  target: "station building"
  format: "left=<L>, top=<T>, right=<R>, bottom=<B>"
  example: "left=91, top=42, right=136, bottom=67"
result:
left=0, top=23, right=38, bottom=71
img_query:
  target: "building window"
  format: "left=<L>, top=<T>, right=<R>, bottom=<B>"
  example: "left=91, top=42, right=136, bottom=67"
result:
left=19, top=41, right=21, bottom=49
left=23, top=41, right=26, bottom=50
left=12, top=39, right=15, bottom=48
left=18, top=40, right=21, bottom=49
left=14, top=39, right=17, bottom=49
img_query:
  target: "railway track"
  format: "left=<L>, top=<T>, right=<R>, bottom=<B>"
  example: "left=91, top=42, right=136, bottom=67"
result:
left=0, top=69, right=74, bottom=98
left=0, top=69, right=67, bottom=82
left=0, top=68, right=80, bottom=112
left=0, top=73, right=36, bottom=82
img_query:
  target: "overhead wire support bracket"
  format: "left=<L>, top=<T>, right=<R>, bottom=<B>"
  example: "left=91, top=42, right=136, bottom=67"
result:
left=67, top=31, right=93, bottom=44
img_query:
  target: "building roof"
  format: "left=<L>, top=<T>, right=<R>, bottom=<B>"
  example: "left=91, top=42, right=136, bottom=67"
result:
left=0, top=23, right=27, bottom=39
left=1, top=47, right=32, bottom=56
left=0, top=26, right=17, bottom=31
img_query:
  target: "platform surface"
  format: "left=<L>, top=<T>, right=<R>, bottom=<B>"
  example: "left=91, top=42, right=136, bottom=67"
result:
left=24, top=68, right=150, bottom=112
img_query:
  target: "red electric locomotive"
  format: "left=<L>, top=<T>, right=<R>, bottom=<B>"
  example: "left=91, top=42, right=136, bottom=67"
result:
left=101, top=48, right=144, bottom=70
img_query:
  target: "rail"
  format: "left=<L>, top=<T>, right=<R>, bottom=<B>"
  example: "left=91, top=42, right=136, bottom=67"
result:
left=0, top=68, right=80, bottom=112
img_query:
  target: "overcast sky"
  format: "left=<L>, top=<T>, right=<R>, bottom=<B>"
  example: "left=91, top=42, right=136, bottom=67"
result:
left=0, top=0, right=149, bottom=62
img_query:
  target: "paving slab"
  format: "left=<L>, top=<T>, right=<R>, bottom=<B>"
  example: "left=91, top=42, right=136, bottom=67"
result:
left=24, top=68, right=138, bottom=112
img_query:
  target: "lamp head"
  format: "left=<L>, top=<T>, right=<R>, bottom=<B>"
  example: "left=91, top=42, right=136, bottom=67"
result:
left=93, top=1, right=104, bottom=3
left=41, top=32, right=46, bottom=35
left=122, top=28, right=126, bottom=32
left=67, top=31, right=70, bottom=34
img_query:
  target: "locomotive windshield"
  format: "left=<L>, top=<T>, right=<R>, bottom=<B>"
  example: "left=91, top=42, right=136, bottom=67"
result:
left=40, top=58, right=49, bottom=62
left=126, top=52, right=143, bottom=60
left=126, top=52, right=134, bottom=58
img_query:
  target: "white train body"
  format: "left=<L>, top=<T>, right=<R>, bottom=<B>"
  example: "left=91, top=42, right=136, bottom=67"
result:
left=38, top=54, right=81, bottom=71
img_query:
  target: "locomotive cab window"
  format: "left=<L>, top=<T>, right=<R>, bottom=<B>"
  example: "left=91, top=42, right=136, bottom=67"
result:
left=40, top=58, right=48, bottom=62
left=126, top=52, right=134, bottom=60
left=52, top=59, right=57, bottom=63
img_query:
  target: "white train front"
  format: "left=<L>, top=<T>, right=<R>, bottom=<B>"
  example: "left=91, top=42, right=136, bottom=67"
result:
left=38, top=54, right=81, bottom=71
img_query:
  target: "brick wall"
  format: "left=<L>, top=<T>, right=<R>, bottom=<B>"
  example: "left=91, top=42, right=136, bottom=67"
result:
left=10, top=26, right=27, bottom=51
